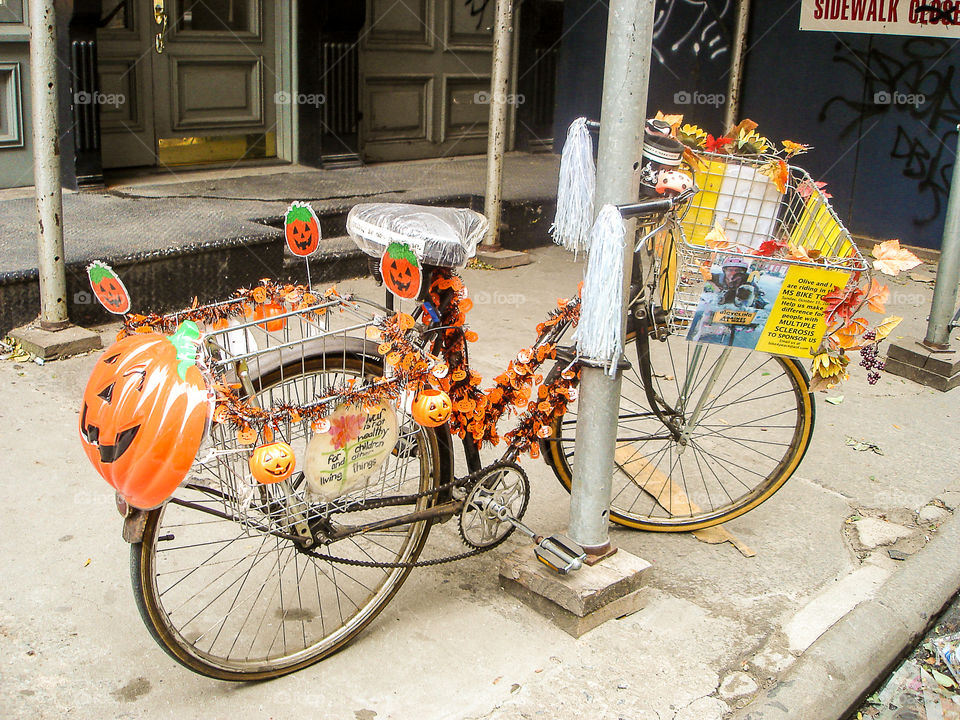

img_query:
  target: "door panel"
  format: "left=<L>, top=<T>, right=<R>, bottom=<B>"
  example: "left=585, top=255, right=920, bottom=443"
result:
left=361, top=0, right=493, bottom=162
left=442, top=75, right=489, bottom=143
left=366, top=75, right=432, bottom=142
left=170, top=57, right=263, bottom=129
left=367, top=0, right=433, bottom=48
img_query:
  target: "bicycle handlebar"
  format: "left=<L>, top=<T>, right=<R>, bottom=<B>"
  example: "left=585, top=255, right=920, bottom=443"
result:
left=617, top=187, right=697, bottom=219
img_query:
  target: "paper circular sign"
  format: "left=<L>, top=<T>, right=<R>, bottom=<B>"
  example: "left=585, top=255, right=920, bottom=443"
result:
left=304, top=402, right=398, bottom=501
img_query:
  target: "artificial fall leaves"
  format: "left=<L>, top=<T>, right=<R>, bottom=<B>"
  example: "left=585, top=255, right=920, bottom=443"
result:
left=810, top=239, right=920, bottom=390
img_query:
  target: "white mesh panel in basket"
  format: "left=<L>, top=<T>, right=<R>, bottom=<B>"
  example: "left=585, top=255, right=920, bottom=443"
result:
left=662, top=153, right=867, bottom=340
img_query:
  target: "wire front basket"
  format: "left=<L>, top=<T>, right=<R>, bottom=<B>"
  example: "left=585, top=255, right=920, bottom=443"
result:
left=164, top=294, right=430, bottom=536
left=657, top=152, right=868, bottom=356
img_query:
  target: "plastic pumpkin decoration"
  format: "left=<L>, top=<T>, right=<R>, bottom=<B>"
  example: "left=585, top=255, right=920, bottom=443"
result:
left=249, top=441, right=295, bottom=484
left=411, top=388, right=452, bottom=427
left=79, top=321, right=211, bottom=509
left=87, top=261, right=131, bottom=315
left=284, top=202, right=321, bottom=257
left=380, top=242, right=422, bottom=300
left=254, top=302, right=286, bottom=332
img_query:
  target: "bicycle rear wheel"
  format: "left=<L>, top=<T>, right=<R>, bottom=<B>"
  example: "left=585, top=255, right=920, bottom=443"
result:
left=132, top=351, right=449, bottom=680
left=544, top=332, right=814, bottom=531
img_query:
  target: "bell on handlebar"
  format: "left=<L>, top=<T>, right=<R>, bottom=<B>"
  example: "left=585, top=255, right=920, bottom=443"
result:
left=639, top=119, right=686, bottom=198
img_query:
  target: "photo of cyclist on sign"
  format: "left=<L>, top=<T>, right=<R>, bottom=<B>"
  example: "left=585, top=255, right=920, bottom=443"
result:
left=687, top=256, right=787, bottom=349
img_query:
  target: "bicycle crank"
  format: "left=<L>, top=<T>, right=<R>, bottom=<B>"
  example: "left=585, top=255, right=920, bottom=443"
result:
left=458, top=462, right=530, bottom=550
left=458, top=463, right=585, bottom=575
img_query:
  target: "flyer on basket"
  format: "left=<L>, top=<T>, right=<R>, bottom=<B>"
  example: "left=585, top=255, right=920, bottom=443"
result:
left=686, top=258, right=850, bottom=358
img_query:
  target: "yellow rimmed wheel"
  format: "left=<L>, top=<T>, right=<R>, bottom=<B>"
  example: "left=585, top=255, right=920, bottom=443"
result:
left=543, top=332, right=815, bottom=531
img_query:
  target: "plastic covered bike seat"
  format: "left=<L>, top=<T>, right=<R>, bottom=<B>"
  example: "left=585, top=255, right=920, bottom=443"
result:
left=346, top=203, right=488, bottom=268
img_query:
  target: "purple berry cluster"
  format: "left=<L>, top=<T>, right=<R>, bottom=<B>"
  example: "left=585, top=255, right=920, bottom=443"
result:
left=858, top=332, right=885, bottom=385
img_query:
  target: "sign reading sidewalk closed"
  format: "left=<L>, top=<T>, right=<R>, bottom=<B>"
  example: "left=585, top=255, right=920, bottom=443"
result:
left=799, top=0, right=960, bottom=38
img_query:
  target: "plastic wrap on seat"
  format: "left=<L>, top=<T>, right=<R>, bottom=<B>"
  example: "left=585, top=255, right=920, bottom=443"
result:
left=346, top=203, right=487, bottom=268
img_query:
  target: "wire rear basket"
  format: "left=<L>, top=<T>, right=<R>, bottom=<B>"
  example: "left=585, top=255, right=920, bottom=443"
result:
left=658, top=152, right=868, bottom=357
left=165, top=293, right=431, bottom=536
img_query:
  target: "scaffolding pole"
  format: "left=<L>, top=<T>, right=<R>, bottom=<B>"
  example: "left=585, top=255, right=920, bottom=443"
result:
left=568, top=0, right=657, bottom=557
left=482, top=0, right=514, bottom=248
left=30, top=0, right=69, bottom=330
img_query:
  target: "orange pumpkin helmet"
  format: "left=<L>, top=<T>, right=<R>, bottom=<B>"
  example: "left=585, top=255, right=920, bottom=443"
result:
left=79, top=322, right=211, bottom=509
left=411, top=388, right=452, bottom=427
left=249, top=442, right=296, bottom=484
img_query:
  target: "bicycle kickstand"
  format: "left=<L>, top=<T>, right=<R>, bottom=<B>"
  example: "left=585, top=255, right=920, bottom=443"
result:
left=472, top=492, right=587, bottom=575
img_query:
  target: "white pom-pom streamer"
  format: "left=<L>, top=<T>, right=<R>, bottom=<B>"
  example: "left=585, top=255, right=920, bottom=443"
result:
left=550, top=118, right=596, bottom=255
left=575, top=204, right=626, bottom=375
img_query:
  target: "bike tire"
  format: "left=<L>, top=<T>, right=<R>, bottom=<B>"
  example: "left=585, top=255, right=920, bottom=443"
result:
left=131, top=350, right=451, bottom=680
left=542, top=332, right=815, bottom=531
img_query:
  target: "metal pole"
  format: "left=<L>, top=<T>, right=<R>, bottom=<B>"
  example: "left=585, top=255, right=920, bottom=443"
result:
left=922, top=125, right=960, bottom=350
left=568, top=0, right=656, bottom=557
left=482, top=0, right=514, bottom=248
left=724, top=0, right=751, bottom=131
left=30, top=0, right=69, bottom=330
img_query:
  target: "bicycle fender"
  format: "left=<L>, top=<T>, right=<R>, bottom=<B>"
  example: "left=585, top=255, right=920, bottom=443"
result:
left=123, top=509, right=149, bottom=543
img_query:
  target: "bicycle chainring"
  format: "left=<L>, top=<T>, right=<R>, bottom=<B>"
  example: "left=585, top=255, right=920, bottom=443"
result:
left=458, top=462, right=530, bottom=549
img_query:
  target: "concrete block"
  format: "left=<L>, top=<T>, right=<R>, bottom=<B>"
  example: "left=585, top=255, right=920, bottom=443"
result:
left=8, top=322, right=101, bottom=360
left=499, top=545, right=651, bottom=637
left=475, top=247, right=533, bottom=269
left=886, top=337, right=960, bottom=391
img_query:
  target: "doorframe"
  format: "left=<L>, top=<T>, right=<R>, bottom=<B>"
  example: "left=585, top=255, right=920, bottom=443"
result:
left=276, top=0, right=298, bottom=163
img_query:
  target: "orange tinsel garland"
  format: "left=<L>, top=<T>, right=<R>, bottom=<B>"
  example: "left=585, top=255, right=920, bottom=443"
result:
left=425, top=269, right=582, bottom=455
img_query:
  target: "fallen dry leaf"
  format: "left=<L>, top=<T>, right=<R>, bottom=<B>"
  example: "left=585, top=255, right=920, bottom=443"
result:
left=872, top=239, right=922, bottom=276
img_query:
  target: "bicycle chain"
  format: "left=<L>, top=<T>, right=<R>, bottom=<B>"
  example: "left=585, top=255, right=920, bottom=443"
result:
left=300, top=462, right=507, bottom=569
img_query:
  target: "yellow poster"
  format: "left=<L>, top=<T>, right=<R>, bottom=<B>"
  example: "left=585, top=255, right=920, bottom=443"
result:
left=754, top=265, right=850, bottom=357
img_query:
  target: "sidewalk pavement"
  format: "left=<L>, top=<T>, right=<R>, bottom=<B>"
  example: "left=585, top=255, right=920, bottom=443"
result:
left=1, top=245, right=956, bottom=720
left=0, top=153, right=559, bottom=333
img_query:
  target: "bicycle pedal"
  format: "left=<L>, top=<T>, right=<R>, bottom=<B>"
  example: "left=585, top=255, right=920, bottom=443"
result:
left=534, top=534, right=586, bottom=575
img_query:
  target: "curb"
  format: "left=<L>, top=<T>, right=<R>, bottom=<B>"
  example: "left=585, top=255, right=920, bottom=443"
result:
left=733, top=509, right=960, bottom=720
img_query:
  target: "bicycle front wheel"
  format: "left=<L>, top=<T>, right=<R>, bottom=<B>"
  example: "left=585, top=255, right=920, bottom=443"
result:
left=544, top=333, right=815, bottom=531
left=132, top=351, right=449, bottom=680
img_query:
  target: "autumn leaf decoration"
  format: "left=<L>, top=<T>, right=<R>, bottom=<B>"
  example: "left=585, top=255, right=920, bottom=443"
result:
left=810, top=239, right=920, bottom=390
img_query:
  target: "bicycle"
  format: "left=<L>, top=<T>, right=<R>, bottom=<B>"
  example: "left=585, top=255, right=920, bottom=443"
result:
left=99, top=158, right=853, bottom=680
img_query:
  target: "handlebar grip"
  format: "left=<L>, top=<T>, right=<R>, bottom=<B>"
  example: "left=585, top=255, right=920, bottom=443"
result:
left=616, top=198, right=676, bottom=218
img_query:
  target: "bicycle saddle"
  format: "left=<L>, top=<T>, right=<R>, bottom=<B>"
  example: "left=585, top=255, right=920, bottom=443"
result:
left=346, top=203, right=488, bottom=269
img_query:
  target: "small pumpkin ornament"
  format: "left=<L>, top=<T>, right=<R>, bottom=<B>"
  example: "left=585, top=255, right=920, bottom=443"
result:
left=79, top=321, right=211, bottom=509
left=249, top=441, right=296, bottom=484
left=284, top=201, right=321, bottom=257
left=87, top=261, right=131, bottom=315
left=254, top=301, right=286, bottom=332
left=380, top=242, right=422, bottom=300
left=411, top=388, right=452, bottom=427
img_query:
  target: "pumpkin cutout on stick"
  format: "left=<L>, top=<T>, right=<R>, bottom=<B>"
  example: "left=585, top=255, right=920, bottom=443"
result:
left=411, top=388, right=452, bottom=427
left=249, top=442, right=296, bottom=484
left=284, top=201, right=321, bottom=257
left=87, top=261, right=131, bottom=315
left=79, top=321, right=211, bottom=509
left=380, top=242, right=422, bottom=300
